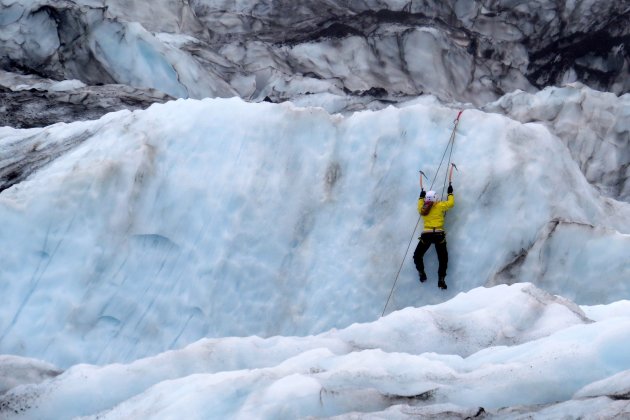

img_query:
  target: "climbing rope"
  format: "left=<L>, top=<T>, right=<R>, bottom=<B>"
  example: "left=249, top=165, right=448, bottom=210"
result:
left=381, top=110, right=463, bottom=317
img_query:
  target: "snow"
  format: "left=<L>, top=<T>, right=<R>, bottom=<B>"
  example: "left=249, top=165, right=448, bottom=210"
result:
left=0, top=85, right=629, bottom=418
left=1, top=284, right=629, bottom=418
left=582, top=300, right=630, bottom=321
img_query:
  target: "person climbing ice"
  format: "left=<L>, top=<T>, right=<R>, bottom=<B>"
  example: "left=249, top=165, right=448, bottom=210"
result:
left=382, top=113, right=463, bottom=314
left=413, top=182, right=454, bottom=290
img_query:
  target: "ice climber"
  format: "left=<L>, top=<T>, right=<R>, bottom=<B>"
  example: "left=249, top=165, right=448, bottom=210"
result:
left=413, top=184, right=454, bottom=290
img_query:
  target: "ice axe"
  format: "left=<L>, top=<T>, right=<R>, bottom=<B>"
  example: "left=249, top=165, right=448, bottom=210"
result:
left=419, top=170, right=428, bottom=190
left=448, top=163, right=458, bottom=185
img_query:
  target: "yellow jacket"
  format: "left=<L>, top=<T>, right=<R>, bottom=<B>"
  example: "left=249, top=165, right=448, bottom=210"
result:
left=418, top=193, right=454, bottom=231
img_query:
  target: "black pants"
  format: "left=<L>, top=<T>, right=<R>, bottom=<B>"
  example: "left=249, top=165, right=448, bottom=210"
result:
left=413, top=231, right=448, bottom=278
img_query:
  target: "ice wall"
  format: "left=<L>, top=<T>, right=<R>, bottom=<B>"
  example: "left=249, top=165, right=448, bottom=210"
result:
left=0, top=86, right=628, bottom=367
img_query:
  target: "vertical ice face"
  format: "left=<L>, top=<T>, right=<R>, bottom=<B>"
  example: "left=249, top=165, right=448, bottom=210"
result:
left=87, top=21, right=189, bottom=98
left=0, top=87, right=628, bottom=367
left=1, top=1, right=627, bottom=107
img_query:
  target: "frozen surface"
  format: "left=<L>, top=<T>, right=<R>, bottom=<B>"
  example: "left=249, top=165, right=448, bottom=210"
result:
left=485, top=84, right=630, bottom=202
left=0, top=85, right=629, bottom=370
left=1, top=0, right=628, bottom=109
left=0, top=84, right=629, bottom=418
left=1, top=284, right=629, bottom=419
left=0, top=355, right=60, bottom=394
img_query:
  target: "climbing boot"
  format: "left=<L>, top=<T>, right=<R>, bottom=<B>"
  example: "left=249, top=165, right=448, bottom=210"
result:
left=419, top=271, right=427, bottom=282
left=438, top=277, right=447, bottom=290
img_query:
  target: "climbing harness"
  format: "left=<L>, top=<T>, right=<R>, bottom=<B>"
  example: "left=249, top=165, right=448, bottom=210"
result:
left=381, top=110, right=463, bottom=317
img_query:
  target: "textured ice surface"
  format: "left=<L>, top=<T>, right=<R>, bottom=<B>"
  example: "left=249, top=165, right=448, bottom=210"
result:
left=0, top=86, right=628, bottom=370
left=1, top=284, right=629, bottom=419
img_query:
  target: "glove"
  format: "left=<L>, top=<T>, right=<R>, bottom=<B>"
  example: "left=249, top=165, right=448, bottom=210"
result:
left=447, top=184, right=453, bottom=194
left=420, top=189, right=426, bottom=199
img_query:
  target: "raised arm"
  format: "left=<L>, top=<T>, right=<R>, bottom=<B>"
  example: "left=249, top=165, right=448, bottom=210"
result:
left=444, top=184, right=455, bottom=209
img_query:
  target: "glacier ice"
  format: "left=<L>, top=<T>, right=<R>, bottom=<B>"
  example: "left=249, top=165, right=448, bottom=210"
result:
left=0, top=85, right=628, bottom=370
left=0, top=1, right=628, bottom=418
left=1, top=283, right=629, bottom=419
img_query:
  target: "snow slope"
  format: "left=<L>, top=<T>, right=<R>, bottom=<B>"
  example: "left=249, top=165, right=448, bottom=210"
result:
left=1, top=283, right=629, bottom=418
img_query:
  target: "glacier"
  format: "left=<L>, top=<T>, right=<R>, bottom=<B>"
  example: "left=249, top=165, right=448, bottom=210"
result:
left=1, top=0, right=630, bottom=418
left=0, top=83, right=629, bottom=418
left=1, top=284, right=630, bottom=418
left=1, top=0, right=628, bottom=118
left=1, top=84, right=629, bottom=366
